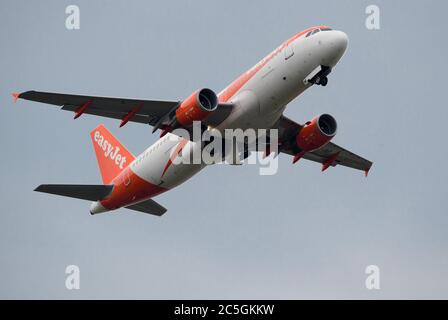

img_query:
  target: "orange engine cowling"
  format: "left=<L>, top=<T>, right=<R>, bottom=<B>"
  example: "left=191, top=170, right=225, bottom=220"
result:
left=296, top=114, right=337, bottom=151
left=175, top=88, right=218, bottom=127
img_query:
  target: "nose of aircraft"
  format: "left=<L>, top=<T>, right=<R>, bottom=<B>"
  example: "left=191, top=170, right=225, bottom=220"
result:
left=325, top=30, right=348, bottom=66
left=334, top=30, right=348, bottom=52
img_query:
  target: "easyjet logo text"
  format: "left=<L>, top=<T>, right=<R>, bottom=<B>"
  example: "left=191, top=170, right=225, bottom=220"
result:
left=93, top=131, right=127, bottom=169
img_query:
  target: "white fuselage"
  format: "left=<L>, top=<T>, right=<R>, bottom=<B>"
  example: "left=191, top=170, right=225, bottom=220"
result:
left=130, top=28, right=348, bottom=192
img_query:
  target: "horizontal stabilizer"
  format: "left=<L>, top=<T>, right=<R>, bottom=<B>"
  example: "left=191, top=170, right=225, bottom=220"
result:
left=34, top=184, right=113, bottom=201
left=125, top=198, right=167, bottom=216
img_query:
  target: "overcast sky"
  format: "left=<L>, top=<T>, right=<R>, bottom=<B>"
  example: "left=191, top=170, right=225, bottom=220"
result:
left=1, top=0, right=448, bottom=299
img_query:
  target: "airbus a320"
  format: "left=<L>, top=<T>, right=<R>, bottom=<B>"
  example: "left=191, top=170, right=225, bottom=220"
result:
left=14, top=26, right=372, bottom=216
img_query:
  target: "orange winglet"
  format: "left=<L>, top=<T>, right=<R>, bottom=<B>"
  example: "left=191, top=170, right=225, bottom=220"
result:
left=12, top=92, right=20, bottom=103
left=119, top=105, right=141, bottom=128
left=74, top=100, right=93, bottom=119
left=321, top=152, right=340, bottom=172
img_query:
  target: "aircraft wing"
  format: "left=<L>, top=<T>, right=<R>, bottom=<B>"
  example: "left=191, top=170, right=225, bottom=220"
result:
left=276, top=116, right=373, bottom=175
left=14, top=90, right=233, bottom=128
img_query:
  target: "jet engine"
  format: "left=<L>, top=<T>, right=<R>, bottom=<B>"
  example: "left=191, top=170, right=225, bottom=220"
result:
left=296, top=114, right=337, bottom=152
left=175, top=88, right=218, bottom=127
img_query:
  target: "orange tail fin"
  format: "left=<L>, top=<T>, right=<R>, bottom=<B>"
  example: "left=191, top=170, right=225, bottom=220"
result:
left=90, top=124, right=135, bottom=184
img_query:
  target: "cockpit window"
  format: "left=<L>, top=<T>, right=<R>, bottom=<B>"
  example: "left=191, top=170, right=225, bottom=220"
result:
left=306, top=27, right=332, bottom=37
left=306, top=29, right=320, bottom=37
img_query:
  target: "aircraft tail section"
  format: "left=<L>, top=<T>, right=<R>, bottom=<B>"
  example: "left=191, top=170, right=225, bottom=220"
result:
left=90, top=124, right=135, bottom=184
left=125, top=198, right=167, bottom=216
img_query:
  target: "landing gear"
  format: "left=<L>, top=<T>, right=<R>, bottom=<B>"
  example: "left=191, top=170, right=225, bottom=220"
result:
left=314, top=75, right=328, bottom=86
left=306, top=65, right=331, bottom=87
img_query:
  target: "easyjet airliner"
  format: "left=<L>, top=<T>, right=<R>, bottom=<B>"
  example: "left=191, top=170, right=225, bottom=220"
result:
left=14, top=26, right=372, bottom=216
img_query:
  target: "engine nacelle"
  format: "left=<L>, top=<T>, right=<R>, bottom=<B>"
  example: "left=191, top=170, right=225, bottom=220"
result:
left=175, top=88, right=218, bottom=127
left=296, top=114, right=337, bottom=152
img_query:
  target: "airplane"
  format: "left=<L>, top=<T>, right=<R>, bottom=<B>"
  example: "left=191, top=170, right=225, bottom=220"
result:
left=13, top=26, right=372, bottom=216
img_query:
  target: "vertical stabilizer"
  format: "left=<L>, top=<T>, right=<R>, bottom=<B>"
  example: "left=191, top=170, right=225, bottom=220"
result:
left=90, top=124, right=135, bottom=184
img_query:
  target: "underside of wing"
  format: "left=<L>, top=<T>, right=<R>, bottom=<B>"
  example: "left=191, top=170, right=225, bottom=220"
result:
left=15, top=90, right=233, bottom=129
left=301, top=142, right=373, bottom=174
left=276, top=115, right=373, bottom=175
left=18, top=90, right=178, bottom=125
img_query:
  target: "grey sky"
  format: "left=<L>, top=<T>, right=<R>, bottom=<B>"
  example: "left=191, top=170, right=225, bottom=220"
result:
left=1, top=0, right=447, bottom=299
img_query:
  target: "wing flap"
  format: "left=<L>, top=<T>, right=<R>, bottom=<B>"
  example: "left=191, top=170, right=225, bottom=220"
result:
left=302, top=142, right=373, bottom=172
left=61, top=105, right=155, bottom=124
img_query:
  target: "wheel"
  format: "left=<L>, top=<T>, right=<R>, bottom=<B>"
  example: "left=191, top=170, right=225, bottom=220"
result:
left=320, top=76, right=328, bottom=86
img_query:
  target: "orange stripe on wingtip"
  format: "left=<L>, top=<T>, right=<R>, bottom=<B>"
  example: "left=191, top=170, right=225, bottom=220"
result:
left=12, top=92, right=20, bottom=103
left=364, top=166, right=372, bottom=177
